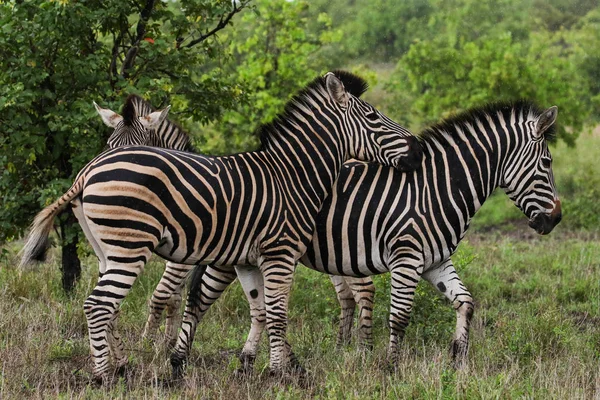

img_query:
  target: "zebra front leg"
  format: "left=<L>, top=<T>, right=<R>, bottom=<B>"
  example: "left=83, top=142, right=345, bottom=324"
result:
left=170, top=265, right=236, bottom=379
left=236, top=265, right=266, bottom=374
left=260, top=257, right=304, bottom=376
left=329, top=275, right=356, bottom=347
left=387, top=259, right=423, bottom=367
left=422, top=259, right=474, bottom=369
left=143, top=261, right=191, bottom=345
left=345, top=276, right=376, bottom=350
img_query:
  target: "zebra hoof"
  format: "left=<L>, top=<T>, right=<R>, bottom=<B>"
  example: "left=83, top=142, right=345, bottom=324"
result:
left=170, top=354, right=186, bottom=380
left=234, top=353, right=255, bottom=378
left=450, top=340, right=468, bottom=370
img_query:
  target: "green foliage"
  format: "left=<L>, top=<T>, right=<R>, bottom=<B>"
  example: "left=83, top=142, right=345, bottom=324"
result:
left=196, top=0, right=341, bottom=154
left=387, top=13, right=591, bottom=142
left=0, top=0, right=250, bottom=243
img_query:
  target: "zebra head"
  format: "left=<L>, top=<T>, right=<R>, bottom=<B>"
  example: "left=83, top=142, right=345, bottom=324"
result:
left=501, top=105, right=561, bottom=235
left=94, top=96, right=170, bottom=149
left=325, top=72, right=423, bottom=171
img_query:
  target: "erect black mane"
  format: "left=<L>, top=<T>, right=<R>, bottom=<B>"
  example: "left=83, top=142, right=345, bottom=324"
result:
left=116, top=94, right=194, bottom=151
left=419, top=100, right=556, bottom=145
left=121, top=94, right=142, bottom=125
left=258, top=71, right=369, bottom=149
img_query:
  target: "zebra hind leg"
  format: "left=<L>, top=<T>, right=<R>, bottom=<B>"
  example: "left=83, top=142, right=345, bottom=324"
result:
left=422, top=259, right=474, bottom=370
left=84, top=256, right=148, bottom=384
left=143, top=261, right=191, bottom=347
left=386, top=257, right=423, bottom=368
left=170, top=265, right=237, bottom=379
left=346, top=276, right=376, bottom=350
left=329, top=275, right=356, bottom=347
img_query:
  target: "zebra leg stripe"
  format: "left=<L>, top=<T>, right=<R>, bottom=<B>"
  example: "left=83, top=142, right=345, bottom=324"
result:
left=170, top=265, right=237, bottom=376
left=387, top=256, right=423, bottom=366
left=422, top=259, right=474, bottom=369
left=84, top=260, right=145, bottom=381
left=260, top=257, right=297, bottom=373
left=106, top=312, right=127, bottom=372
left=143, top=261, right=192, bottom=346
left=164, top=291, right=184, bottom=349
left=346, top=276, right=375, bottom=350
left=329, top=275, right=356, bottom=346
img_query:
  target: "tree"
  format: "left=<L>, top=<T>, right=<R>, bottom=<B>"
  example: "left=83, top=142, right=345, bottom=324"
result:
left=385, top=0, right=592, bottom=142
left=0, top=0, right=250, bottom=290
left=196, top=0, right=342, bottom=154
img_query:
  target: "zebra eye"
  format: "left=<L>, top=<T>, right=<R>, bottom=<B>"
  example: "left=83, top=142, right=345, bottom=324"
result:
left=541, top=158, right=551, bottom=168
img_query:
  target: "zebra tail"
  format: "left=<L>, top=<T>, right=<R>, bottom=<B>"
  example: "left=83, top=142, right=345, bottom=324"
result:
left=19, top=176, right=86, bottom=268
left=188, top=264, right=208, bottom=309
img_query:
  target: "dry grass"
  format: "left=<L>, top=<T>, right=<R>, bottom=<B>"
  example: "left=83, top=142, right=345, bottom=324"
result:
left=0, top=228, right=599, bottom=399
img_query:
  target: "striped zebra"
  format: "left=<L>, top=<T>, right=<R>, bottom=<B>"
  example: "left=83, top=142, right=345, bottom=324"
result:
left=94, top=94, right=198, bottom=345
left=95, top=94, right=193, bottom=151
left=20, top=71, right=423, bottom=382
left=183, top=101, right=562, bottom=372
left=95, top=94, right=412, bottom=351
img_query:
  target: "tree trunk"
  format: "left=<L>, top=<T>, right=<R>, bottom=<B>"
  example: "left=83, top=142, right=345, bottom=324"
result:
left=60, top=205, right=81, bottom=292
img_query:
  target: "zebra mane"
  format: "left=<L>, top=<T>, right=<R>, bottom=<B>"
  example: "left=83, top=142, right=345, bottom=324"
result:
left=121, top=95, right=139, bottom=125
left=258, top=71, right=369, bottom=149
left=120, top=94, right=194, bottom=151
left=419, top=100, right=557, bottom=145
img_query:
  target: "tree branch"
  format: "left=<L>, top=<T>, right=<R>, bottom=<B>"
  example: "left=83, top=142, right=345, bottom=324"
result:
left=184, top=1, right=249, bottom=49
left=122, top=0, right=155, bottom=78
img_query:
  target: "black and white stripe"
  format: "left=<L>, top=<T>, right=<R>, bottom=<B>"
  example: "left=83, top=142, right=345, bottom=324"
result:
left=95, top=94, right=192, bottom=151
left=20, top=71, right=422, bottom=382
left=187, top=101, right=562, bottom=371
left=95, top=94, right=197, bottom=345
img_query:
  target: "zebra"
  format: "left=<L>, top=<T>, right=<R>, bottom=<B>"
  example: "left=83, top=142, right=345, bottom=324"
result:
left=181, top=101, right=562, bottom=372
left=20, top=71, right=423, bottom=383
left=95, top=94, right=423, bottom=351
left=94, top=94, right=199, bottom=345
left=95, top=94, right=193, bottom=151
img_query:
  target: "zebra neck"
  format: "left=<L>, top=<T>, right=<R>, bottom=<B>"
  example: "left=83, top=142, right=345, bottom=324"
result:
left=260, top=124, right=347, bottom=217
left=421, top=123, right=508, bottom=231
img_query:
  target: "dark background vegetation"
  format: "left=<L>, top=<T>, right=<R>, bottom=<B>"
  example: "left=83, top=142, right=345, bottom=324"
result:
left=0, top=0, right=599, bottom=397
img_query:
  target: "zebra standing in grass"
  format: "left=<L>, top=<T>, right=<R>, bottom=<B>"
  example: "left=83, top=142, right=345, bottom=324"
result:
left=94, top=95, right=199, bottom=344
left=20, top=71, right=423, bottom=383
left=183, top=101, right=562, bottom=371
left=95, top=94, right=423, bottom=350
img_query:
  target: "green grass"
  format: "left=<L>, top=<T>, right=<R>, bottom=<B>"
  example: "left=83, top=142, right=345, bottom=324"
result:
left=0, top=229, right=598, bottom=399
left=1, top=133, right=598, bottom=398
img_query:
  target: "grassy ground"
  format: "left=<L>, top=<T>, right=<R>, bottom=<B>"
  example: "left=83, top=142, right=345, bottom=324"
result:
left=0, top=135, right=598, bottom=399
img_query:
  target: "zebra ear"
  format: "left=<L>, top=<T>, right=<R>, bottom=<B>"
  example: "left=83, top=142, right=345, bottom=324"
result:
left=535, top=106, right=558, bottom=138
left=94, top=101, right=123, bottom=128
left=325, top=72, right=349, bottom=108
left=139, top=106, right=171, bottom=130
